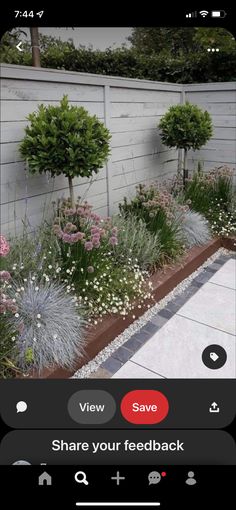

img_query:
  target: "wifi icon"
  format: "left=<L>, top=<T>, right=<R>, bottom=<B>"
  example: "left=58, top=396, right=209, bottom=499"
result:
left=199, top=10, right=209, bottom=17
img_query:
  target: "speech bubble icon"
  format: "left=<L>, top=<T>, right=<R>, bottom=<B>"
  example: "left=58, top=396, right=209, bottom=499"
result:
left=16, top=401, right=27, bottom=413
left=148, top=471, right=161, bottom=485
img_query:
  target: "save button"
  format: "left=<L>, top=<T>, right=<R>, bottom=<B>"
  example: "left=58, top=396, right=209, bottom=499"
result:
left=120, top=390, right=169, bottom=424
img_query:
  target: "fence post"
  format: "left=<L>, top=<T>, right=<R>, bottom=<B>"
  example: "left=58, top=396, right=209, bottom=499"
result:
left=104, top=84, right=113, bottom=216
left=178, top=86, right=186, bottom=176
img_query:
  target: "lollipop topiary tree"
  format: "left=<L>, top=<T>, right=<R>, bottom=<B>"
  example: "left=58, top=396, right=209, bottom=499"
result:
left=159, top=102, right=213, bottom=187
left=20, top=95, right=111, bottom=207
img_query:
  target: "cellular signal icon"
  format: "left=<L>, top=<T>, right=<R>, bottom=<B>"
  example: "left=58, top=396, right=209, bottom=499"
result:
left=199, top=10, right=209, bottom=17
left=186, top=11, right=197, bottom=18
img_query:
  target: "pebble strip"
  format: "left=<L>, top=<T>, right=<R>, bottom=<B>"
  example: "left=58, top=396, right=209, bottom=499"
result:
left=72, top=248, right=234, bottom=378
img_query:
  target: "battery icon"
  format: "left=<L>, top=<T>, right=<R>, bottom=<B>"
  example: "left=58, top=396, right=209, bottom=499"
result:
left=211, top=10, right=227, bottom=18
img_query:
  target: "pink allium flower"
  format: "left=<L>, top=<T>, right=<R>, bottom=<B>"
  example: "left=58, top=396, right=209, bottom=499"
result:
left=111, top=227, right=118, bottom=235
left=0, top=235, right=10, bottom=257
left=0, top=270, right=11, bottom=281
left=0, top=304, right=6, bottom=313
left=62, top=233, right=73, bottom=243
left=87, top=266, right=94, bottom=273
left=109, top=236, right=118, bottom=246
left=91, top=234, right=101, bottom=244
left=84, top=241, right=93, bottom=251
left=91, top=226, right=100, bottom=235
left=64, top=222, right=77, bottom=233
left=76, top=232, right=85, bottom=241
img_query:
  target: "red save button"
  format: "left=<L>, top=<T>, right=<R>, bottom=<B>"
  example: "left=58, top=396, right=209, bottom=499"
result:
left=120, top=390, right=169, bottom=424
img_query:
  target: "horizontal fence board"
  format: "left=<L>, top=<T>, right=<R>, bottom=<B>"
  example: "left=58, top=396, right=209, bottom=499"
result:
left=111, top=102, right=178, bottom=117
left=1, top=100, right=104, bottom=122
left=111, top=129, right=158, bottom=148
left=211, top=115, right=236, bottom=128
left=112, top=152, right=178, bottom=176
left=110, top=116, right=163, bottom=132
left=1, top=121, right=29, bottom=143
left=1, top=161, right=106, bottom=186
left=213, top=127, right=236, bottom=140
left=111, top=142, right=170, bottom=162
left=1, top=79, right=104, bottom=102
left=113, top=170, right=177, bottom=204
left=188, top=148, right=236, bottom=164
left=1, top=185, right=108, bottom=224
left=1, top=172, right=107, bottom=204
left=185, top=91, right=236, bottom=103
left=112, top=163, right=178, bottom=190
left=111, top=88, right=181, bottom=103
left=187, top=102, right=236, bottom=115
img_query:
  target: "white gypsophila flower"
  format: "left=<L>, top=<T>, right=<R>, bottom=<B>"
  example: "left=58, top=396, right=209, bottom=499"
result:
left=7, top=280, right=86, bottom=373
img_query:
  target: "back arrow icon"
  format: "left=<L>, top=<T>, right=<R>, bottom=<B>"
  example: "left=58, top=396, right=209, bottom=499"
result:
left=16, top=42, right=23, bottom=52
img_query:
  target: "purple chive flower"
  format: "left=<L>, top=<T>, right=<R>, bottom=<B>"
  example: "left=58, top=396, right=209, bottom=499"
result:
left=109, top=236, right=118, bottom=246
left=0, top=270, right=11, bottom=281
left=84, top=241, right=93, bottom=251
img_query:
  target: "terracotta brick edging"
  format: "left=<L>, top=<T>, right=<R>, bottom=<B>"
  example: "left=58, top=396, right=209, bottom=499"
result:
left=29, top=236, right=234, bottom=379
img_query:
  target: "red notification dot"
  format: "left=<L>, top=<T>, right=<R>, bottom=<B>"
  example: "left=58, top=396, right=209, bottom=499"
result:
left=161, top=472, right=167, bottom=477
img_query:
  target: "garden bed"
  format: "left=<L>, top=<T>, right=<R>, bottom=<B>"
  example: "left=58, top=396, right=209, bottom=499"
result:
left=29, top=236, right=232, bottom=379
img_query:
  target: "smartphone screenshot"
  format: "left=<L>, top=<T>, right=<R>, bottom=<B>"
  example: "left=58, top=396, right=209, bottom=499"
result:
left=0, top=6, right=235, bottom=508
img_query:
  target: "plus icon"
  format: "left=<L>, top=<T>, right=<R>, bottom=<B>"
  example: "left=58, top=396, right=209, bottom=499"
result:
left=111, top=471, right=126, bottom=485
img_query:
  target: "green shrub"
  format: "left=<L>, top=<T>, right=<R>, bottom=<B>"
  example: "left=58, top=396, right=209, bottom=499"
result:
left=111, top=214, right=162, bottom=270
left=159, top=103, right=213, bottom=187
left=119, top=183, right=184, bottom=263
left=19, top=96, right=111, bottom=206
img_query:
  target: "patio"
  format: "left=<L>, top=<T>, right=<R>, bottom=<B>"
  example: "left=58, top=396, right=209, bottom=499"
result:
left=83, top=251, right=236, bottom=379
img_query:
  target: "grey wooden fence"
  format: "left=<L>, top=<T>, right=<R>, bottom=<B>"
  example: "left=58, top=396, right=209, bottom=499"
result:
left=1, top=64, right=235, bottom=235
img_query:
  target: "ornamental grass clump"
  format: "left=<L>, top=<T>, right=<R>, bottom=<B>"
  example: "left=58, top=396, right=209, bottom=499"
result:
left=7, top=280, right=85, bottom=372
left=177, top=210, right=212, bottom=248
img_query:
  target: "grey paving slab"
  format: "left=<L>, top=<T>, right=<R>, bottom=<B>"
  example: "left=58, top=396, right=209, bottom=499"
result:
left=112, top=346, right=133, bottom=363
left=207, top=258, right=236, bottom=290
left=123, top=336, right=144, bottom=352
left=101, top=357, right=123, bottom=374
left=177, top=282, right=235, bottom=335
left=130, top=314, right=235, bottom=378
left=112, top=360, right=164, bottom=379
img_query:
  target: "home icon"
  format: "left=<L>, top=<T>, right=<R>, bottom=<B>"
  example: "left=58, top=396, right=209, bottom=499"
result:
left=38, top=472, right=52, bottom=486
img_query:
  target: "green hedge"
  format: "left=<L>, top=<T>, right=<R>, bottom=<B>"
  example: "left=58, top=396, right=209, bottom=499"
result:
left=1, top=40, right=235, bottom=83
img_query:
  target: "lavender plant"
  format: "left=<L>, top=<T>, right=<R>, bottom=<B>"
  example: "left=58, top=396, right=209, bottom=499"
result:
left=8, top=280, right=86, bottom=372
left=177, top=210, right=212, bottom=248
left=111, top=215, right=162, bottom=270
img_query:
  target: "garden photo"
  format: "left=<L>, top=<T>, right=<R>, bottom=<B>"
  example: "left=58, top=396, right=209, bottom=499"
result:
left=0, top=26, right=236, bottom=379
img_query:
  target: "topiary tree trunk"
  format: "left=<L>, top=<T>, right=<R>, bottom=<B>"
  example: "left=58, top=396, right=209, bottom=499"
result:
left=68, top=175, right=75, bottom=208
left=183, top=148, right=188, bottom=188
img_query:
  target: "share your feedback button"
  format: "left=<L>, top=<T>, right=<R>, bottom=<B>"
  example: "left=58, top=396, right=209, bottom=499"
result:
left=121, top=390, right=169, bottom=425
left=68, top=390, right=116, bottom=425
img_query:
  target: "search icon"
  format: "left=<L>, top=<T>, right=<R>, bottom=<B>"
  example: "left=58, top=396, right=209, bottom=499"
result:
left=75, top=471, right=89, bottom=485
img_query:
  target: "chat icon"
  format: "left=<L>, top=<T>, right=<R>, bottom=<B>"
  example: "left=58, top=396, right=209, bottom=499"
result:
left=148, top=471, right=161, bottom=485
left=16, top=401, right=27, bottom=413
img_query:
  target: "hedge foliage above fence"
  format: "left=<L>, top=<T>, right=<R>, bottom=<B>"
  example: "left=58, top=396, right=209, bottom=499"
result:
left=1, top=29, right=236, bottom=83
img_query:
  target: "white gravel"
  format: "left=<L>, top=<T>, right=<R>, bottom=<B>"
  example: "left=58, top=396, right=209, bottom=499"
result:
left=71, top=248, right=231, bottom=378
